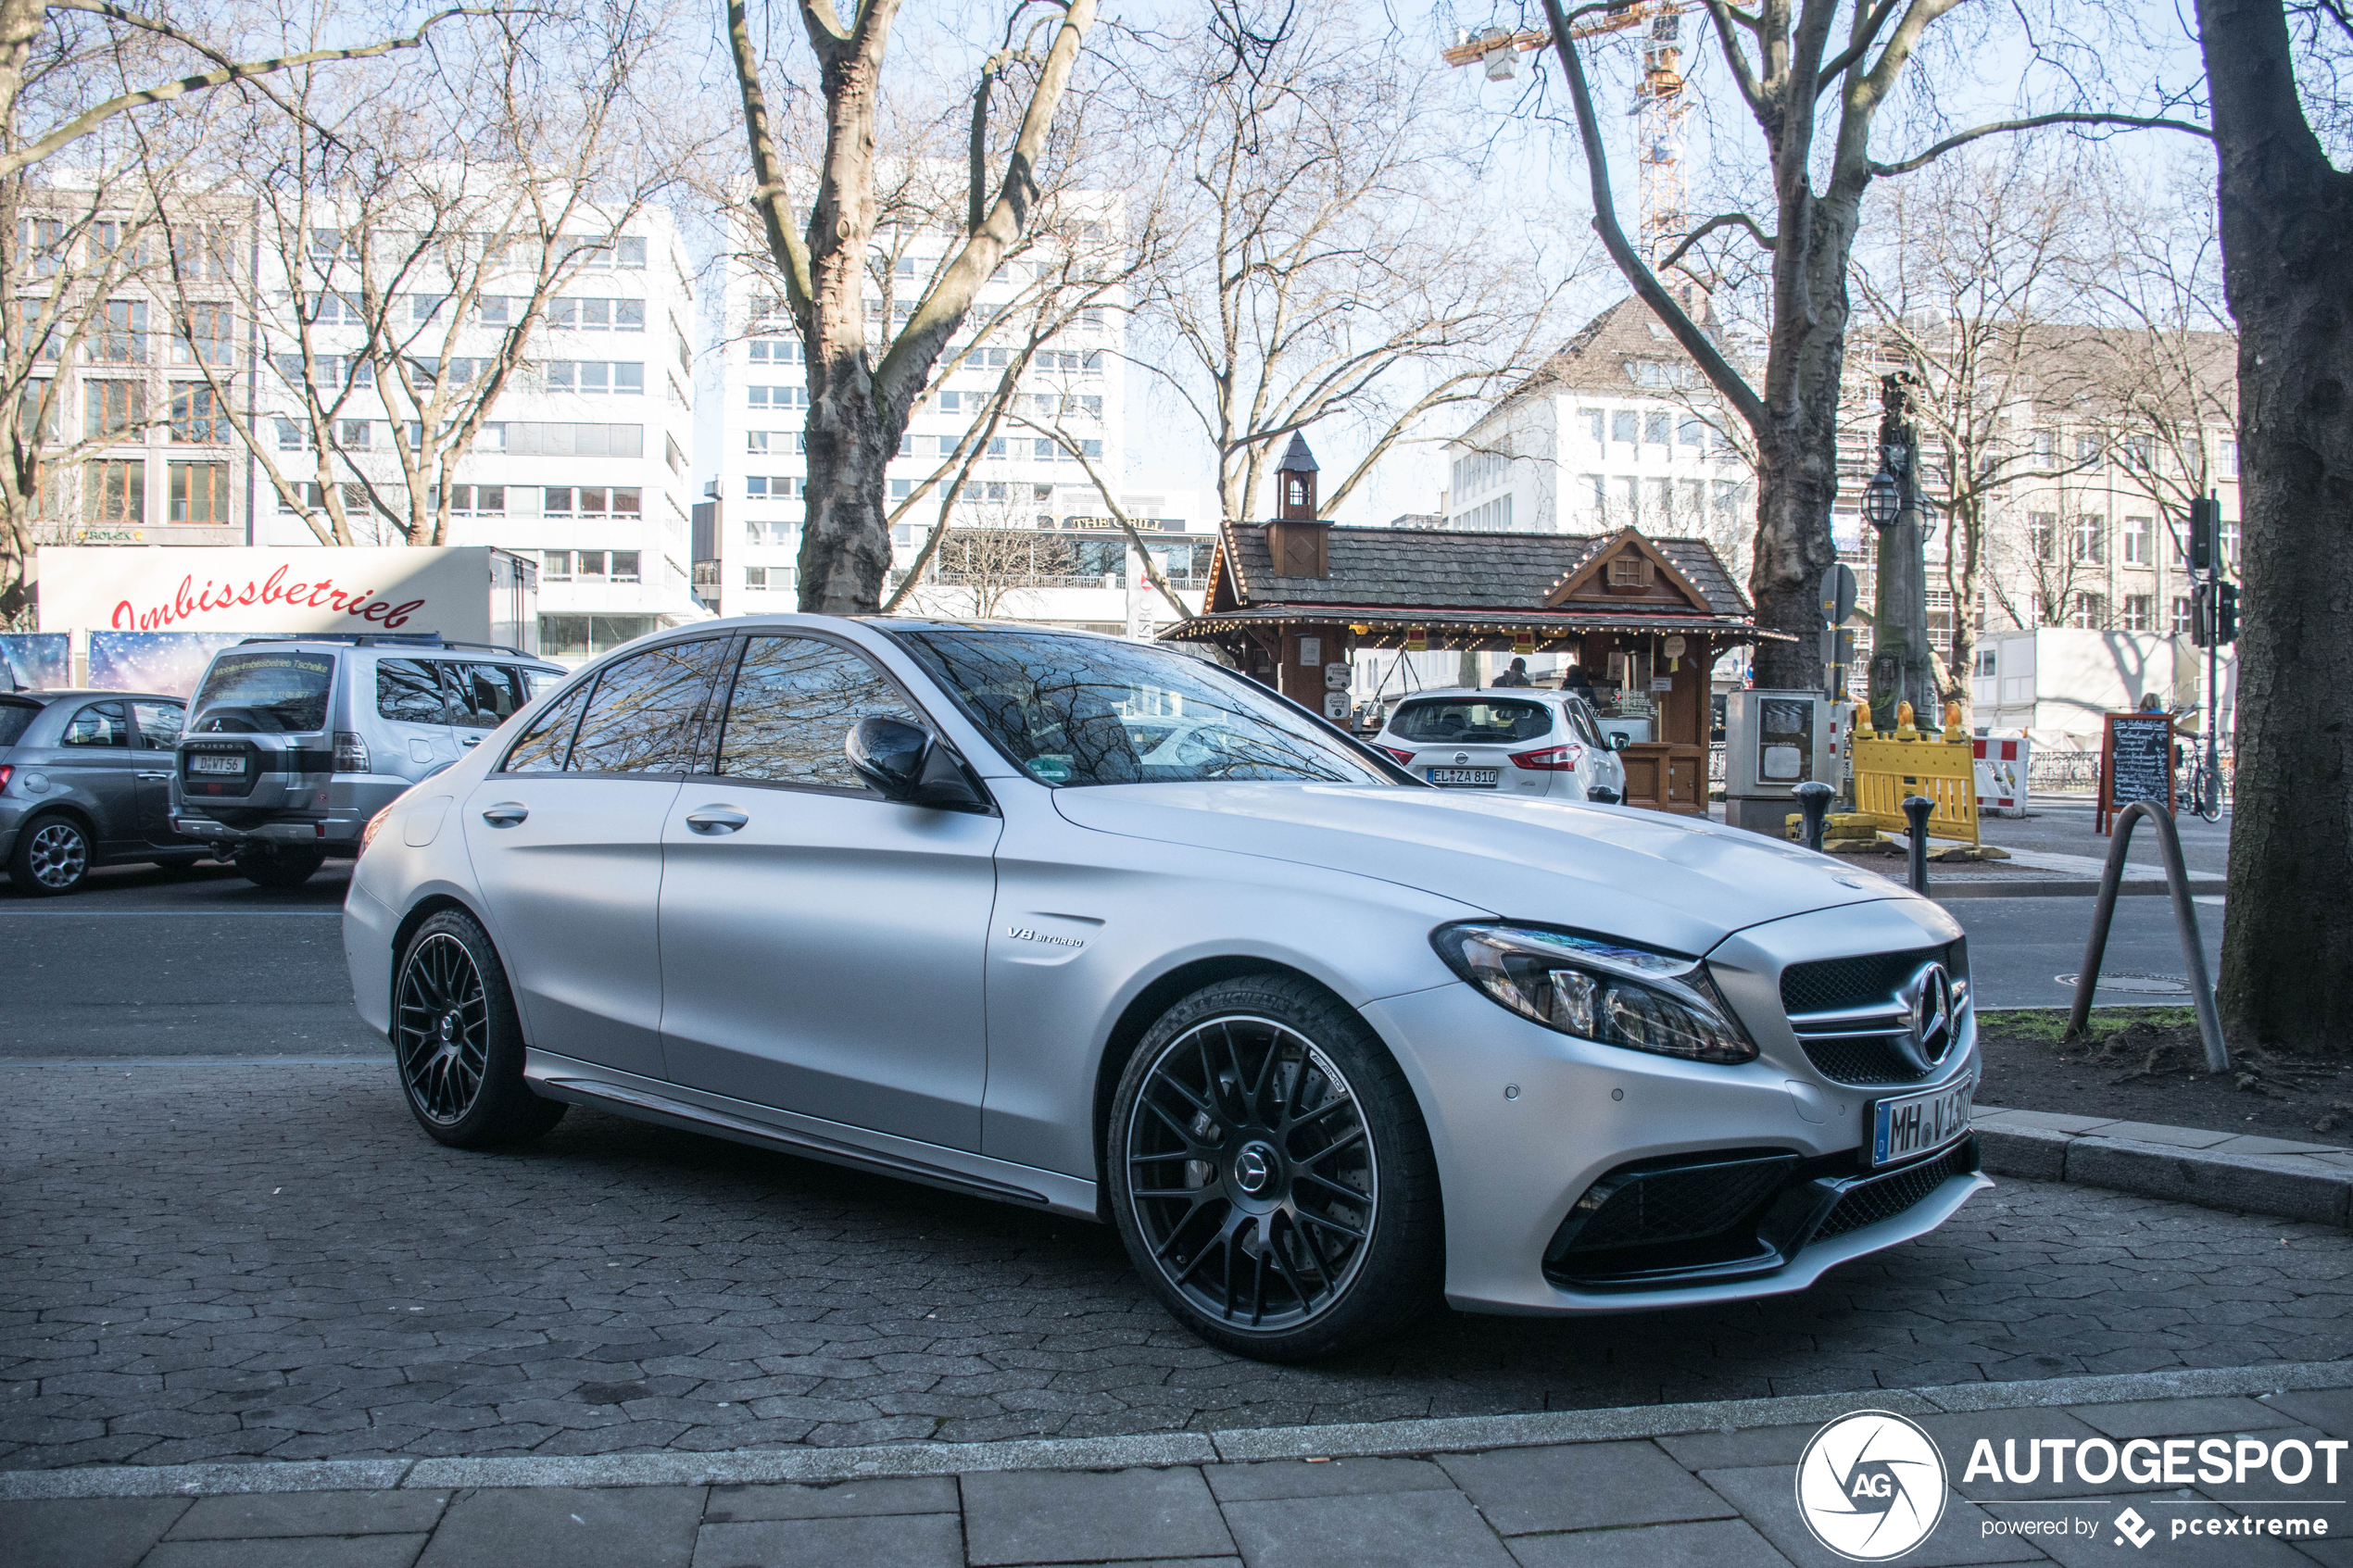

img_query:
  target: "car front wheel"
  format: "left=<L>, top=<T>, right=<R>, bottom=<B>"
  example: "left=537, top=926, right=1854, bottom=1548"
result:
left=1108, top=974, right=1442, bottom=1361
left=393, top=909, right=566, bottom=1148
left=9, top=814, right=91, bottom=896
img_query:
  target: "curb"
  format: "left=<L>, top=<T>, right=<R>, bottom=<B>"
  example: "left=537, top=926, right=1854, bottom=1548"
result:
left=1973, top=1103, right=2353, bottom=1226
left=4, top=1361, right=2347, bottom=1502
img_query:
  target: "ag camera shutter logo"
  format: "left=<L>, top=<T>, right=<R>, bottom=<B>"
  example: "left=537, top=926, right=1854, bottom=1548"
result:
left=1796, top=1410, right=1949, bottom=1560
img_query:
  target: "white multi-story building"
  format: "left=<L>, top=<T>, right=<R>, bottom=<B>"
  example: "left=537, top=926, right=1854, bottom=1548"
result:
left=711, top=190, right=1214, bottom=633
left=250, top=204, right=704, bottom=662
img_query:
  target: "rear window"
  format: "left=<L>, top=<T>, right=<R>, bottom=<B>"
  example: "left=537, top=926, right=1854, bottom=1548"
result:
left=190, top=650, right=335, bottom=734
left=1390, top=697, right=1554, bottom=745
left=0, top=698, right=36, bottom=747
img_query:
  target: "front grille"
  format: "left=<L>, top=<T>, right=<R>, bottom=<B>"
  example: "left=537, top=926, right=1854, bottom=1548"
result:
left=1816, top=1142, right=1975, bottom=1239
left=1780, top=942, right=1964, bottom=1015
left=1802, top=1035, right=1933, bottom=1085
left=1554, top=1152, right=1798, bottom=1256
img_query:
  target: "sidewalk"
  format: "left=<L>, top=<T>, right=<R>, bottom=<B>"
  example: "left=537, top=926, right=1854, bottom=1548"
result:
left=8, top=1364, right=2351, bottom=1567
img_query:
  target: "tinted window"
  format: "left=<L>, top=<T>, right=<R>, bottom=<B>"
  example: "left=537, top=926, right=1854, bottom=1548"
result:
left=191, top=650, right=334, bottom=734
left=376, top=659, right=445, bottom=723
left=566, top=639, right=727, bottom=774
left=131, top=700, right=183, bottom=747
left=501, top=681, right=589, bottom=773
left=0, top=698, right=40, bottom=746
left=445, top=663, right=527, bottom=729
left=891, top=629, right=1389, bottom=787
left=1563, top=698, right=1604, bottom=748
left=1390, top=697, right=1553, bottom=745
left=717, top=636, right=921, bottom=790
left=61, top=701, right=131, bottom=746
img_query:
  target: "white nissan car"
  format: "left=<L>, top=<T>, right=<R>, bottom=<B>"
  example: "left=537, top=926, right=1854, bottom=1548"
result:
left=345, top=618, right=1985, bottom=1361
left=1372, top=687, right=1630, bottom=803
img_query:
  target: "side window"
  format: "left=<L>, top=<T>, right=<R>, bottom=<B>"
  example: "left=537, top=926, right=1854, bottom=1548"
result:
left=131, top=700, right=183, bottom=748
left=566, top=638, right=728, bottom=775
left=376, top=659, right=446, bottom=724
left=444, top=663, right=527, bottom=730
left=61, top=701, right=131, bottom=746
left=500, top=681, right=590, bottom=773
left=1565, top=699, right=1604, bottom=748
left=717, top=635, right=921, bottom=791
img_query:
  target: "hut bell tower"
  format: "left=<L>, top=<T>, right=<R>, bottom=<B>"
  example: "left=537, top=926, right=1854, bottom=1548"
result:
left=1266, top=433, right=1328, bottom=579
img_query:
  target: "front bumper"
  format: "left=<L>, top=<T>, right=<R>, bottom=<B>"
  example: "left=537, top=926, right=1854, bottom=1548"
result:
left=1361, top=979, right=1985, bottom=1315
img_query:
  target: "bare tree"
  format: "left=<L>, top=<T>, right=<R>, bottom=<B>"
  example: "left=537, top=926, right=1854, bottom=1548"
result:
left=162, top=6, right=704, bottom=547
left=1535, top=0, right=2212, bottom=690
left=2195, top=0, right=2353, bottom=1055
left=724, top=0, right=1101, bottom=613
left=1142, top=0, right=1574, bottom=527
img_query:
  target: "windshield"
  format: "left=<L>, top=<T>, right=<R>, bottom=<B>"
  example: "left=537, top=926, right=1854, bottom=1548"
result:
left=190, top=650, right=335, bottom=734
left=1390, top=696, right=1554, bottom=745
left=888, top=628, right=1393, bottom=787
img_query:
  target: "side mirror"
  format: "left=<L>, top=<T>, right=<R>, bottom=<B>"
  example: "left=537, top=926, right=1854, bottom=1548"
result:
left=1607, top=733, right=1629, bottom=752
left=846, top=717, right=991, bottom=812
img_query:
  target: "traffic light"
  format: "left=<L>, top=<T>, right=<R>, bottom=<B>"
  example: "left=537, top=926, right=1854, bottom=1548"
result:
left=2189, top=496, right=2221, bottom=574
left=2215, top=580, right=2238, bottom=646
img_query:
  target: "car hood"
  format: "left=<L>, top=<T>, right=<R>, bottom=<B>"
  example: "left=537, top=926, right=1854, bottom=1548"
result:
left=1051, top=783, right=1909, bottom=957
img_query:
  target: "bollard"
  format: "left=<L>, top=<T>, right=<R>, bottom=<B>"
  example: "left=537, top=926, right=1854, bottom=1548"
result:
left=1901, top=795, right=1933, bottom=895
left=1794, top=781, right=1835, bottom=852
left=2065, top=799, right=2228, bottom=1071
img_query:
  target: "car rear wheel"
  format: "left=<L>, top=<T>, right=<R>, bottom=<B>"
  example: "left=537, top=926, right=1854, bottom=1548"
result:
left=9, top=814, right=91, bottom=896
left=393, top=909, right=566, bottom=1148
left=235, top=847, right=325, bottom=887
left=1108, top=974, right=1442, bottom=1361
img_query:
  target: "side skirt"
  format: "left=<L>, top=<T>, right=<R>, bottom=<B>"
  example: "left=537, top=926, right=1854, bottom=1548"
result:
left=523, top=1048, right=1101, bottom=1221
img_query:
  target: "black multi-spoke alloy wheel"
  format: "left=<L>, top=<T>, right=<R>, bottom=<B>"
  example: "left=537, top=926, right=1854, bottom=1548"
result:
left=393, top=909, right=566, bottom=1148
left=9, top=813, right=91, bottom=896
left=235, top=847, right=326, bottom=888
left=1109, top=975, right=1441, bottom=1361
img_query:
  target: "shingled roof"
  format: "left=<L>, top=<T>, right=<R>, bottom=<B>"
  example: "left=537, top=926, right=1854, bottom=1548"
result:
left=1202, top=520, right=1753, bottom=621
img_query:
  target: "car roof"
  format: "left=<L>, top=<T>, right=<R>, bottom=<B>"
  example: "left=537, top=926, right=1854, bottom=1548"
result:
left=1, top=688, right=184, bottom=706
left=1390, top=687, right=1573, bottom=702
left=208, top=641, right=562, bottom=671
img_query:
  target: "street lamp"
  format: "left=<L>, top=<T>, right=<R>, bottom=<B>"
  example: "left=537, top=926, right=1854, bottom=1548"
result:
left=1861, top=466, right=1901, bottom=532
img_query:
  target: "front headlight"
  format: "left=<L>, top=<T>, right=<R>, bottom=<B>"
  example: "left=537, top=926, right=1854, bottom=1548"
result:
left=1431, top=922, right=1758, bottom=1065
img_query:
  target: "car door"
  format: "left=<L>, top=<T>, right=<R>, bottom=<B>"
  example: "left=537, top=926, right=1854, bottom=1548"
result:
left=126, top=699, right=186, bottom=842
left=371, top=658, right=464, bottom=782
left=657, top=632, right=1000, bottom=1150
left=53, top=700, right=138, bottom=848
left=461, top=637, right=729, bottom=1082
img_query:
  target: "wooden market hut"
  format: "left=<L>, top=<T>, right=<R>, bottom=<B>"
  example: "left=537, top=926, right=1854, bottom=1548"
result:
left=1163, top=436, right=1775, bottom=815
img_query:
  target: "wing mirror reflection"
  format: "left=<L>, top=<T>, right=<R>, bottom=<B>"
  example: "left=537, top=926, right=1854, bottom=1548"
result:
left=1607, top=733, right=1629, bottom=751
left=846, top=717, right=992, bottom=812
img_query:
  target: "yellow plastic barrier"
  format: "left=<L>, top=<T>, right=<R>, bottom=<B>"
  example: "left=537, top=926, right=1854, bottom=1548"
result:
left=1850, top=731, right=1981, bottom=846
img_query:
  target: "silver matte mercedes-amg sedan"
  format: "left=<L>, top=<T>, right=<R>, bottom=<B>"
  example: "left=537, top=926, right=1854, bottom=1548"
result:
left=344, top=617, right=1986, bottom=1360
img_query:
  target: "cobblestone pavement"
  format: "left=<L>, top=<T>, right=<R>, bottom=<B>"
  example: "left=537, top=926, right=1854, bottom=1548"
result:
left=4, top=1062, right=2348, bottom=1473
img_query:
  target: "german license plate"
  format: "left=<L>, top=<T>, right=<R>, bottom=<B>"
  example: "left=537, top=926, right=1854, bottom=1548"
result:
left=1869, top=1080, right=1972, bottom=1168
left=190, top=755, right=244, bottom=775
left=1427, top=767, right=1499, bottom=787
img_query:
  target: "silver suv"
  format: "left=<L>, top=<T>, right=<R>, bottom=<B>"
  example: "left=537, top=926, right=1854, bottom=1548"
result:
left=172, top=634, right=564, bottom=887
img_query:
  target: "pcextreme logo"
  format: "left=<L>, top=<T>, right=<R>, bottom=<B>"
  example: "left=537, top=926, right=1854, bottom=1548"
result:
left=1795, top=1411, right=1949, bottom=1561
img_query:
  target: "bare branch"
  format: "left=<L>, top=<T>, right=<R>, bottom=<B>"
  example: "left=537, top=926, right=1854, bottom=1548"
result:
left=1870, top=112, right=2215, bottom=177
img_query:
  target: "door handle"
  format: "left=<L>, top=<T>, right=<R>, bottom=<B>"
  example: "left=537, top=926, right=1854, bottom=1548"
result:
left=136, top=771, right=170, bottom=780
left=684, top=805, right=749, bottom=834
left=460, top=734, right=482, bottom=747
left=480, top=802, right=529, bottom=826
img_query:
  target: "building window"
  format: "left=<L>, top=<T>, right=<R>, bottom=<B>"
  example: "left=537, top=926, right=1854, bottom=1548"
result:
left=170, top=383, right=224, bottom=443
left=84, top=459, right=144, bottom=523
left=748, top=384, right=805, bottom=410
left=1678, top=417, right=1703, bottom=447
left=748, top=338, right=801, bottom=365
left=83, top=381, right=144, bottom=441
left=2221, top=438, right=2239, bottom=477
left=547, top=360, right=644, bottom=395
left=448, top=484, right=504, bottom=515
left=18, top=217, right=69, bottom=277
left=2220, top=516, right=2241, bottom=568
left=169, top=461, right=229, bottom=523
left=2032, top=431, right=2056, bottom=465
left=546, top=297, right=646, bottom=332
left=1451, top=447, right=1508, bottom=496
left=2074, top=433, right=2102, bottom=468
left=747, top=475, right=802, bottom=499
left=2071, top=513, right=2105, bottom=564
left=2121, top=514, right=2151, bottom=566
left=541, top=549, right=572, bottom=581
left=2029, top=512, right=2057, bottom=561
left=2120, top=433, right=2155, bottom=470
left=2172, top=595, right=2193, bottom=635
left=2121, top=594, right=2153, bottom=632
left=173, top=303, right=234, bottom=364
left=338, top=419, right=372, bottom=451
left=1610, top=410, right=1636, bottom=445
left=2069, top=592, right=2108, bottom=630
left=745, top=566, right=770, bottom=589
left=91, top=300, right=146, bottom=363
left=1644, top=411, right=1670, bottom=445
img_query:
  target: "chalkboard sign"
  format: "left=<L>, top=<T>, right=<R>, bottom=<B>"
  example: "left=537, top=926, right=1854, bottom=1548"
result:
left=2098, top=711, right=2174, bottom=832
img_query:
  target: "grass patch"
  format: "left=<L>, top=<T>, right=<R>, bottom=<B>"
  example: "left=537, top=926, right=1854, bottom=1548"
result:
left=1979, top=1007, right=2197, bottom=1048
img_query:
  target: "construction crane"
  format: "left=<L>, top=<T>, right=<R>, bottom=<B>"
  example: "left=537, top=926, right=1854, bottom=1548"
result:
left=1443, top=2, right=1697, bottom=270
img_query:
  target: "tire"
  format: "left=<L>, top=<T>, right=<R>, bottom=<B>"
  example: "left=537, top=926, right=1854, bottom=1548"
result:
left=9, top=813, right=92, bottom=896
left=392, top=909, right=567, bottom=1148
left=1107, top=974, right=1442, bottom=1361
left=235, top=847, right=326, bottom=887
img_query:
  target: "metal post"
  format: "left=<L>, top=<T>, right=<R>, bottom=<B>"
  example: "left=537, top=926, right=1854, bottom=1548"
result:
left=1901, top=795, right=1932, bottom=895
left=1794, top=780, right=1834, bottom=852
left=2064, top=799, right=2228, bottom=1072
left=2206, top=611, right=2221, bottom=812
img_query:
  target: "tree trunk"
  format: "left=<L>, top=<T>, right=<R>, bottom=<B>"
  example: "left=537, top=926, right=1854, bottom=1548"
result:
left=2196, top=0, right=2353, bottom=1054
